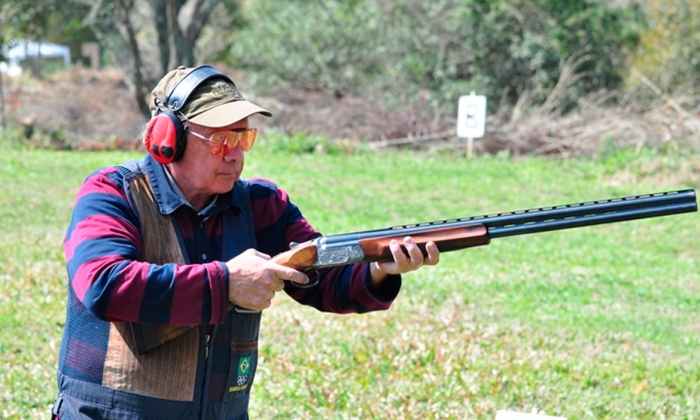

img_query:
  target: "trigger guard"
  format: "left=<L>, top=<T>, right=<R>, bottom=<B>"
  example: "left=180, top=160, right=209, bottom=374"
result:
left=290, top=269, right=320, bottom=289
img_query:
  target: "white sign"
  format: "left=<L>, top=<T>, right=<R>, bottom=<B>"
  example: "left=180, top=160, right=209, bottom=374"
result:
left=457, top=93, right=487, bottom=138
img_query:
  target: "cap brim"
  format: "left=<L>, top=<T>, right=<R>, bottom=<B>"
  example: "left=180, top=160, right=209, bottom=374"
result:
left=188, top=100, right=272, bottom=128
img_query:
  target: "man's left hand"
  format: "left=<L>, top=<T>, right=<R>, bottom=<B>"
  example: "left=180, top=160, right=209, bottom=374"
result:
left=369, top=236, right=440, bottom=287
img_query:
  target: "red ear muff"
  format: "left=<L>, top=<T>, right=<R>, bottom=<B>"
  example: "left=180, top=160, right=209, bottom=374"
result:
left=144, top=112, right=186, bottom=164
left=145, top=66, right=234, bottom=164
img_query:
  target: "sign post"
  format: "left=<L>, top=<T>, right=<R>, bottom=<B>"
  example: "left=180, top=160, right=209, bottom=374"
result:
left=457, top=92, right=487, bottom=158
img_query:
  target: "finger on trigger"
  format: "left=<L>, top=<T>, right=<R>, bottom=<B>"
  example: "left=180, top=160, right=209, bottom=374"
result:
left=279, top=268, right=309, bottom=285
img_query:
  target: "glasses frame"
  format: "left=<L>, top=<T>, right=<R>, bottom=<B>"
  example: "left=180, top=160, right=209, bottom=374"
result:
left=186, top=127, right=258, bottom=155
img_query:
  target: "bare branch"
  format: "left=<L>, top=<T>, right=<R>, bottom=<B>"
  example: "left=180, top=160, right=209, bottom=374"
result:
left=538, top=49, right=592, bottom=117
left=114, top=0, right=150, bottom=117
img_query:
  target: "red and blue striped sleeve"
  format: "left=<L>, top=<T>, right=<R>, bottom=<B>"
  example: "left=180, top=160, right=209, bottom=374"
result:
left=248, top=177, right=401, bottom=313
left=63, top=168, right=228, bottom=325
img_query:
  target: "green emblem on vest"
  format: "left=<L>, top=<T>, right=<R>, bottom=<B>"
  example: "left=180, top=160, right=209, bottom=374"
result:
left=238, top=356, right=251, bottom=375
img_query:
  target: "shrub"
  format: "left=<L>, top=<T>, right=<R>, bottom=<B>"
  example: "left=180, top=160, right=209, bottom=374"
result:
left=229, top=0, right=643, bottom=119
left=628, top=0, right=700, bottom=95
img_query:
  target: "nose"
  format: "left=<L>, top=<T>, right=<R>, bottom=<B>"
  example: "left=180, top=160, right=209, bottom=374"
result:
left=222, top=144, right=244, bottom=162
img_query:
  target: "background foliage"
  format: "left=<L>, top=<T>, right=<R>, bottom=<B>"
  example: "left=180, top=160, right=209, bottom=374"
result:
left=629, top=0, right=700, bottom=95
left=229, top=0, right=643, bottom=117
left=2, top=0, right=700, bottom=151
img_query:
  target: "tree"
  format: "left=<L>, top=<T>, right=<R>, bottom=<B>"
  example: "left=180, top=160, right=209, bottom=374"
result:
left=629, top=0, right=700, bottom=95
left=75, top=0, right=239, bottom=118
left=0, top=3, right=16, bottom=129
left=228, top=0, right=642, bottom=121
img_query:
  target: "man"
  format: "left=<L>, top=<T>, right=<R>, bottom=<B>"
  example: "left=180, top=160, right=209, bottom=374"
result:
left=52, top=65, right=439, bottom=419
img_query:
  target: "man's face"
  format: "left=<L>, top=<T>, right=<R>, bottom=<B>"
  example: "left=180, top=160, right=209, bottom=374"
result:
left=168, top=117, right=250, bottom=210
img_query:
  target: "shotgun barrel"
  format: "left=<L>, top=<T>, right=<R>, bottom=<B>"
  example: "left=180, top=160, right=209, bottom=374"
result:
left=324, top=189, right=697, bottom=246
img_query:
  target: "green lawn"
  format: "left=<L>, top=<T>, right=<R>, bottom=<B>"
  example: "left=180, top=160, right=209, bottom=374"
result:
left=1, top=144, right=698, bottom=419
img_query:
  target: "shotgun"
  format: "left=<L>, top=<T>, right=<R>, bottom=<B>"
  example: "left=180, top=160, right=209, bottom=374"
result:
left=273, top=189, right=697, bottom=273
left=133, top=189, right=697, bottom=353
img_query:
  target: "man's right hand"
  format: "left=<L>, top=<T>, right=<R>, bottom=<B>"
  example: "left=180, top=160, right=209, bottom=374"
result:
left=225, top=249, right=309, bottom=311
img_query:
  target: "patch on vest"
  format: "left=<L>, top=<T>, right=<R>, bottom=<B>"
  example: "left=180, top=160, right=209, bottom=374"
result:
left=229, top=356, right=251, bottom=392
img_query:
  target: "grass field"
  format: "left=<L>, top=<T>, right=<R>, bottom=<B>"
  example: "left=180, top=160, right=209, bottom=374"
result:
left=0, top=142, right=699, bottom=419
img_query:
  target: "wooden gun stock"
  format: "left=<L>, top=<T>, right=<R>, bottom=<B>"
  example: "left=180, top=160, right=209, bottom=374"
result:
left=271, top=242, right=318, bottom=270
left=358, top=224, right=490, bottom=260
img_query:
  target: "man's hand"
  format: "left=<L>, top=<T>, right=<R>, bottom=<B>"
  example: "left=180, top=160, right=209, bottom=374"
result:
left=369, top=236, right=440, bottom=287
left=226, top=249, right=309, bottom=311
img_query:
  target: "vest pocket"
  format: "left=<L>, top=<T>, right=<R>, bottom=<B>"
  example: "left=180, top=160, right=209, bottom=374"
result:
left=223, top=341, right=258, bottom=401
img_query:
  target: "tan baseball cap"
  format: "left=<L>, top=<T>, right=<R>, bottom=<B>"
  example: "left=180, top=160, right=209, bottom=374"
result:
left=150, top=65, right=272, bottom=128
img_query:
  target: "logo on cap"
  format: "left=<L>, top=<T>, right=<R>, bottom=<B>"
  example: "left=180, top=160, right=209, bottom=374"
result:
left=211, top=83, right=235, bottom=97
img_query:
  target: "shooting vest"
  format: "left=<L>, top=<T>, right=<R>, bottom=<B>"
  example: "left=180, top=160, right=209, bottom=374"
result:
left=54, top=164, right=260, bottom=420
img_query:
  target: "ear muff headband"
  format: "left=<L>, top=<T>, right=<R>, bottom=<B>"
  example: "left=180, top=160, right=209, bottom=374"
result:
left=165, top=65, right=235, bottom=111
left=144, top=65, right=236, bottom=164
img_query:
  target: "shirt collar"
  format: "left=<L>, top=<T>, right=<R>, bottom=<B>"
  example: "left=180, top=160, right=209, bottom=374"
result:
left=143, top=154, right=242, bottom=217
